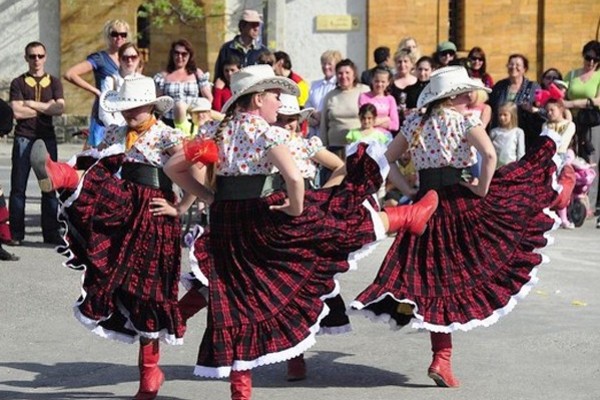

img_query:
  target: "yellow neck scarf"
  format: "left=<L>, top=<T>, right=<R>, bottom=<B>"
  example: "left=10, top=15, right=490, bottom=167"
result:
left=126, top=116, right=157, bottom=150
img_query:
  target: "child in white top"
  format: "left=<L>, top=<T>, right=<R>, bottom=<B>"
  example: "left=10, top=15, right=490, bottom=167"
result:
left=543, top=98, right=577, bottom=229
left=489, top=102, right=525, bottom=168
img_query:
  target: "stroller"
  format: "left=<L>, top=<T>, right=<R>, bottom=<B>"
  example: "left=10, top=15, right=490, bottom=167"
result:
left=567, top=156, right=597, bottom=227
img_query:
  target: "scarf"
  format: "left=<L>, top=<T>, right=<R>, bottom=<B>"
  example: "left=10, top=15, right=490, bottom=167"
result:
left=126, top=116, right=156, bottom=150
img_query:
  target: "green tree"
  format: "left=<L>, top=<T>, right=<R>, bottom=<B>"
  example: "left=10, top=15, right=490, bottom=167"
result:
left=139, top=0, right=224, bottom=27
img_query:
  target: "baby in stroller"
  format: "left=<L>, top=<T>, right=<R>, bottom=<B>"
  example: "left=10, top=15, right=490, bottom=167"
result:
left=568, top=152, right=597, bottom=227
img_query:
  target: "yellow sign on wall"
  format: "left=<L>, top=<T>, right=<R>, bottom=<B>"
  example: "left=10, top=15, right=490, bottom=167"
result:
left=315, top=15, right=360, bottom=32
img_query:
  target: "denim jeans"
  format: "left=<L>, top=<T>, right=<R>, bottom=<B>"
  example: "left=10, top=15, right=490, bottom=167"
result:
left=9, top=136, right=59, bottom=241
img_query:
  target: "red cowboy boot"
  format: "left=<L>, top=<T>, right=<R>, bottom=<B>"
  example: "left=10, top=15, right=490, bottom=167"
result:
left=384, top=190, right=439, bottom=235
left=31, top=139, right=79, bottom=192
left=134, top=341, right=165, bottom=400
left=178, top=288, right=208, bottom=324
left=286, top=354, right=307, bottom=381
left=428, top=332, right=460, bottom=388
left=230, top=370, right=252, bottom=400
left=183, top=137, right=219, bottom=165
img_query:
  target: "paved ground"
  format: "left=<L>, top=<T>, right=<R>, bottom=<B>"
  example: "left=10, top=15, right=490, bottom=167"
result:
left=0, top=140, right=599, bottom=400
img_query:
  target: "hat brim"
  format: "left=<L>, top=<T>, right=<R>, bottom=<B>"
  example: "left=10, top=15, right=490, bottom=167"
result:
left=100, top=90, right=174, bottom=115
left=278, top=107, right=314, bottom=123
left=221, top=77, right=300, bottom=114
left=417, top=80, right=491, bottom=109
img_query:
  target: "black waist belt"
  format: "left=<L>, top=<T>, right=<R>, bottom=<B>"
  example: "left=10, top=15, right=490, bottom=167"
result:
left=121, top=162, right=172, bottom=191
left=215, top=174, right=282, bottom=201
left=417, top=167, right=461, bottom=198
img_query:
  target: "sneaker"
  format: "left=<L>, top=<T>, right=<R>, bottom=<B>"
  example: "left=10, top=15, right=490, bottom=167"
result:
left=596, top=217, right=600, bottom=229
left=560, top=221, right=575, bottom=230
left=5, top=239, right=22, bottom=246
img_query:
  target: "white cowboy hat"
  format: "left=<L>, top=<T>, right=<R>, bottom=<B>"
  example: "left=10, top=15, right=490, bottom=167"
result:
left=278, top=93, right=314, bottom=123
left=221, top=65, right=299, bottom=114
left=188, top=97, right=212, bottom=113
left=417, top=66, right=491, bottom=109
left=100, top=75, right=174, bottom=114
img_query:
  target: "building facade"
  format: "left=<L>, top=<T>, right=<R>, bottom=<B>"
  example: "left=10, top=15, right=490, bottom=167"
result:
left=0, top=0, right=598, bottom=122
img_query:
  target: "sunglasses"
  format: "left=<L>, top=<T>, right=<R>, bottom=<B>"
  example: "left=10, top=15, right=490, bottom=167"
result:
left=173, top=50, right=189, bottom=57
left=470, top=56, right=484, bottom=62
left=584, top=54, right=600, bottom=63
left=110, top=31, right=128, bottom=39
left=543, top=75, right=559, bottom=80
left=121, top=54, right=139, bottom=62
left=439, top=50, right=456, bottom=57
left=27, top=54, right=46, bottom=60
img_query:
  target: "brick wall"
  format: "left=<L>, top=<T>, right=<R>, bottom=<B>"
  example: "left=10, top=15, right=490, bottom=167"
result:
left=367, top=0, right=600, bottom=82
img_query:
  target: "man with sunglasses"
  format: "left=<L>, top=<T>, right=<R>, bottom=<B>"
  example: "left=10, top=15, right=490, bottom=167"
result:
left=8, top=41, right=64, bottom=246
left=213, top=9, right=268, bottom=83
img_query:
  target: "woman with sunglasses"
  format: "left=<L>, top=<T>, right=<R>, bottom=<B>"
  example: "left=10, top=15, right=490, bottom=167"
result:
left=540, top=68, right=563, bottom=90
left=98, top=43, right=143, bottom=128
left=153, top=39, right=213, bottom=128
left=64, top=19, right=129, bottom=147
left=467, top=47, right=494, bottom=88
left=562, top=40, right=600, bottom=222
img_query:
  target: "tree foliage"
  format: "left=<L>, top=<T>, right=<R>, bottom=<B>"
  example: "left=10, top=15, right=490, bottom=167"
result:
left=139, top=0, right=224, bottom=27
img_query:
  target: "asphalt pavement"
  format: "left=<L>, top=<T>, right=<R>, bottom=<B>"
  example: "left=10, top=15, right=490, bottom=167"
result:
left=0, top=139, right=599, bottom=400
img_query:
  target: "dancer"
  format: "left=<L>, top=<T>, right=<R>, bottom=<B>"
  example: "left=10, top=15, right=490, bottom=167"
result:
left=30, top=76, right=216, bottom=399
left=351, top=66, right=560, bottom=388
left=164, top=65, right=439, bottom=400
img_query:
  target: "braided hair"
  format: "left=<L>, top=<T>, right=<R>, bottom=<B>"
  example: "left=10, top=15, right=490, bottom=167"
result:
left=206, top=92, right=257, bottom=188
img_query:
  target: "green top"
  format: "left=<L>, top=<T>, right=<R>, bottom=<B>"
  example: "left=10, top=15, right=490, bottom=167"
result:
left=346, top=128, right=391, bottom=145
left=174, top=119, right=198, bottom=138
left=565, top=69, right=600, bottom=100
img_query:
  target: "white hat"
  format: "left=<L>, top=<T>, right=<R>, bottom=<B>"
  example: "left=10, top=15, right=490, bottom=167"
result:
left=188, top=97, right=212, bottom=113
left=100, top=75, right=173, bottom=114
left=278, top=93, right=314, bottom=123
left=221, top=65, right=299, bottom=113
left=241, top=9, right=262, bottom=23
left=417, top=66, right=491, bottom=109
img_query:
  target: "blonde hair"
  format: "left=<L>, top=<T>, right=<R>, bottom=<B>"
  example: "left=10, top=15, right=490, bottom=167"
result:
left=397, top=36, right=422, bottom=60
left=470, top=89, right=489, bottom=106
left=393, top=49, right=416, bottom=67
left=320, top=50, right=343, bottom=66
left=103, top=19, right=130, bottom=46
left=497, top=102, right=519, bottom=129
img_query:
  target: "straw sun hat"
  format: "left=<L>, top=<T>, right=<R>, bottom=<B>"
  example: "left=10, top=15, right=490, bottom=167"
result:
left=278, top=93, right=314, bottom=122
left=100, top=75, right=174, bottom=114
left=417, top=66, right=491, bottom=109
left=221, top=64, right=299, bottom=113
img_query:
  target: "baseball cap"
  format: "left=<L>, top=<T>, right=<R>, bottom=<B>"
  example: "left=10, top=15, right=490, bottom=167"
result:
left=437, top=41, right=457, bottom=53
left=241, top=9, right=262, bottom=23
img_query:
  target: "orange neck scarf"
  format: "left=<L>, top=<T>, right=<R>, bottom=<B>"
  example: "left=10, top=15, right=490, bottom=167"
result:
left=126, top=116, right=157, bottom=150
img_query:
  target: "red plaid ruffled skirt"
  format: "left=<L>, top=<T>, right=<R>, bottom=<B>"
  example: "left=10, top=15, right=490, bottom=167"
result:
left=58, top=154, right=184, bottom=344
left=350, top=132, right=561, bottom=333
left=194, top=142, right=388, bottom=378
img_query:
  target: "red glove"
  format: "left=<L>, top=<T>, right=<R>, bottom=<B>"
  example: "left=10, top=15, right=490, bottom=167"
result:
left=183, top=138, right=219, bottom=165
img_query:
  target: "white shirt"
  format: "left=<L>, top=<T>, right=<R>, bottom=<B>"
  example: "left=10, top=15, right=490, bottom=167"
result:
left=489, top=127, right=526, bottom=168
left=306, top=75, right=336, bottom=138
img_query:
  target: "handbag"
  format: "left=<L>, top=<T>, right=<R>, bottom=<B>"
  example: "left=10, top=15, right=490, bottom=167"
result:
left=576, top=106, right=600, bottom=128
